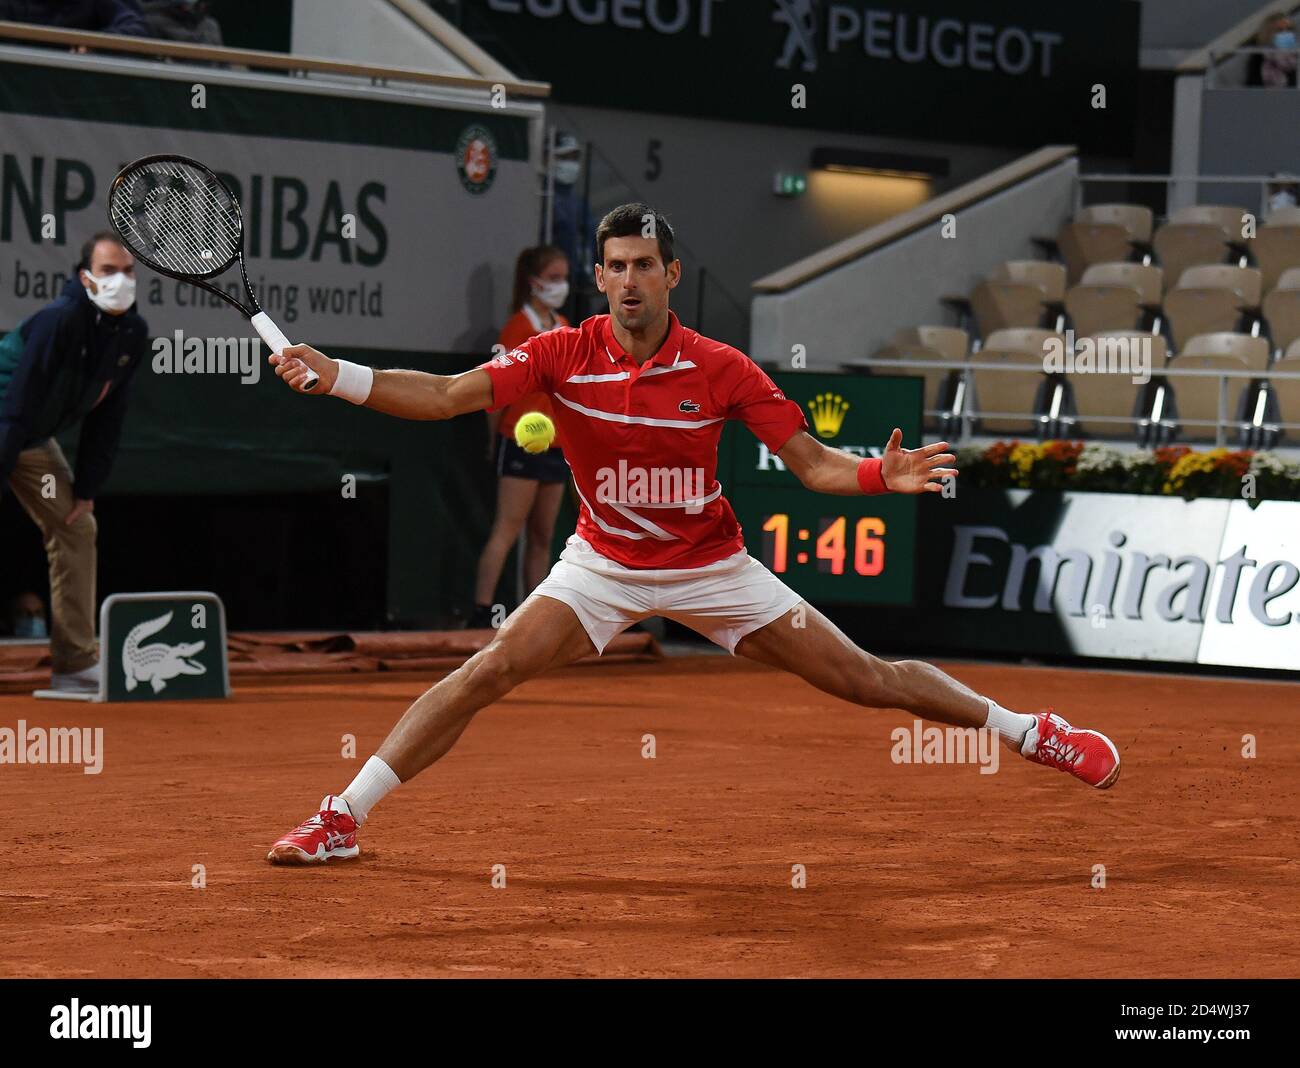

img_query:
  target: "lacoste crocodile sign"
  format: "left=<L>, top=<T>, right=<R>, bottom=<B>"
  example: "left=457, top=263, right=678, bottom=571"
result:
left=100, top=593, right=229, bottom=702
left=122, top=611, right=207, bottom=694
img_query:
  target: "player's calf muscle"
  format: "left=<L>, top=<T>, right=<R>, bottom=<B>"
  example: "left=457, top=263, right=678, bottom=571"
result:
left=881, top=658, right=986, bottom=726
left=374, top=602, right=589, bottom=780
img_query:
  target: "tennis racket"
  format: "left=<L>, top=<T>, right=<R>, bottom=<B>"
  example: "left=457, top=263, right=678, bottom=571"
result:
left=108, top=153, right=318, bottom=391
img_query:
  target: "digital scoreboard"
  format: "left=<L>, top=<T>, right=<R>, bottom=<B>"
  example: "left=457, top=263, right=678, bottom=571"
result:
left=719, top=372, right=922, bottom=606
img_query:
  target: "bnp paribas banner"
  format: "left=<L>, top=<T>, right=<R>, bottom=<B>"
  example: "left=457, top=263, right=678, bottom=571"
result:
left=913, top=490, right=1299, bottom=671
left=0, top=53, right=536, bottom=353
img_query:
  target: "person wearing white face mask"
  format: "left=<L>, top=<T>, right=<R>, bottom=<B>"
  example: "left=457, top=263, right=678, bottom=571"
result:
left=1267, top=175, right=1299, bottom=217
left=470, top=245, right=572, bottom=629
left=0, top=231, right=149, bottom=693
left=548, top=132, right=594, bottom=298
left=1248, top=13, right=1298, bottom=87
left=7, top=592, right=48, bottom=640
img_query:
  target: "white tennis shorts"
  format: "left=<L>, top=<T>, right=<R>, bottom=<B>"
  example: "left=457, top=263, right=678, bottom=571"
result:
left=531, top=535, right=804, bottom=655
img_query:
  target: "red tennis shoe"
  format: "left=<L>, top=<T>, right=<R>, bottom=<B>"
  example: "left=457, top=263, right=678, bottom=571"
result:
left=267, top=795, right=360, bottom=864
left=1021, top=711, right=1121, bottom=789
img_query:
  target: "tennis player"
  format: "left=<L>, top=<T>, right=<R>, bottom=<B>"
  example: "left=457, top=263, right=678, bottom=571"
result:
left=266, top=204, right=1120, bottom=864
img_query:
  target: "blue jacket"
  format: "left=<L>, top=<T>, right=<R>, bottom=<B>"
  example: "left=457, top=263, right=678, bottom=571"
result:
left=0, top=0, right=151, bottom=35
left=0, top=278, right=149, bottom=500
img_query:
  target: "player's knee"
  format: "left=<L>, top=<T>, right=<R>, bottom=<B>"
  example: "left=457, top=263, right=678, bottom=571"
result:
left=467, top=642, right=528, bottom=698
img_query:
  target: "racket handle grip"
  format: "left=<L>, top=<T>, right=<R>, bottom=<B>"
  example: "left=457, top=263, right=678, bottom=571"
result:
left=253, top=311, right=319, bottom=391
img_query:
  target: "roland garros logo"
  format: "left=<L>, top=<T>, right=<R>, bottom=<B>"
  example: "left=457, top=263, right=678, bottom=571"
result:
left=457, top=124, right=498, bottom=195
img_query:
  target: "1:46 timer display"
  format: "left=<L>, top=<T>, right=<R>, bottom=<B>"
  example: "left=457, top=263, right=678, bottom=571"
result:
left=760, top=513, right=885, bottom=576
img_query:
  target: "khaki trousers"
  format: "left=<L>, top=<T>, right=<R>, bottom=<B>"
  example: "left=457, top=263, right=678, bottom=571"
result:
left=6, top=438, right=98, bottom=673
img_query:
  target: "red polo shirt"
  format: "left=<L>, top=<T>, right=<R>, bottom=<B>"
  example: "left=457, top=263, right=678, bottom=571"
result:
left=481, top=311, right=808, bottom=569
left=495, top=307, right=569, bottom=440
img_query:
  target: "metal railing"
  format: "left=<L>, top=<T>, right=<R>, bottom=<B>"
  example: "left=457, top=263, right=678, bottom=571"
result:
left=846, top=356, right=1300, bottom=446
left=1176, top=2, right=1299, bottom=74
left=1205, top=45, right=1300, bottom=87
left=0, top=18, right=550, bottom=98
left=1074, top=173, right=1287, bottom=220
left=752, top=146, right=1076, bottom=295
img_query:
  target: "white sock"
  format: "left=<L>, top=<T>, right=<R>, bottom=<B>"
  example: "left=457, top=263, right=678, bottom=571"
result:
left=984, top=698, right=1036, bottom=752
left=340, top=755, right=401, bottom=825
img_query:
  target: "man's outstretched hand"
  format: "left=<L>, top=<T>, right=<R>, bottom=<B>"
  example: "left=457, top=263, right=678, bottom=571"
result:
left=270, top=344, right=335, bottom=394
left=880, top=428, right=957, bottom=494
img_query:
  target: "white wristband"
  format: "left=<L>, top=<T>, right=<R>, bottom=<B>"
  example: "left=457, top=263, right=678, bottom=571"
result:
left=329, top=359, right=374, bottom=405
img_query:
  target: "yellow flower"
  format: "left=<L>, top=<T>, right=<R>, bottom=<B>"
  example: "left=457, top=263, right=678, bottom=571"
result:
left=1009, top=443, right=1042, bottom=486
left=1164, top=449, right=1219, bottom=493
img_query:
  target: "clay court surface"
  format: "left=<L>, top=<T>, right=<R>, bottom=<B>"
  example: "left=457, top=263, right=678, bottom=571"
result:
left=2, top=656, right=1297, bottom=978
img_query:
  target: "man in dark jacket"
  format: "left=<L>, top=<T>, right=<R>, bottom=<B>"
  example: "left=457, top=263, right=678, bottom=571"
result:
left=0, top=0, right=151, bottom=36
left=141, top=0, right=221, bottom=46
left=0, top=231, right=149, bottom=692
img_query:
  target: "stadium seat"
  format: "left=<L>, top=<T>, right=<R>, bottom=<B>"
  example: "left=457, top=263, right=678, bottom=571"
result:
left=1278, top=266, right=1300, bottom=290
left=1065, top=374, right=1137, bottom=439
left=1152, top=223, right=1233, bottom=293
left=970, top=328, right=1058, bottom=434
left=1179, top=331, right=1270, bottom=371
left=1169, top=204, right=1251, bottom=235
left=1091, top=329, right=1169, bottom=367
left=1163, top=265, right=1262, bottom=351
left=1065, top=262, right=1163, bottom=337
left=1082, top=261, right=1163, bottom=303
left=1265, top=354, right=1300, bottom=439
left=1064, top=332, right=1168, bottom=439
left=989, top=260, right=1067, bottom=302
left=1176, top=264, right=1263, bottom=306
left=1250, top=223, right=1300, bottom=294
left=1262, top=273, right=1300, bottom=353
left=1056, top=222, right=1133, bottom=284
left=882, top=325, right=970, bottom=362
left=1076, top=203, right=1154, bottom=243
left=874, top=326, right=970, bottom=430
left=1086, top=330, right=1170, bottom=371
left=970, top=268, right=1055, bottom=339
left=1166, top=352, right=1253, bottom=441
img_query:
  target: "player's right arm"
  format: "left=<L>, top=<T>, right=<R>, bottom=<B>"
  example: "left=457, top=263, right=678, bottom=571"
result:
left=271, top=335, right=553, bottom=422
left=271, top=346, right=494, bottom=419
left=367, top=367, right=496, bottom=420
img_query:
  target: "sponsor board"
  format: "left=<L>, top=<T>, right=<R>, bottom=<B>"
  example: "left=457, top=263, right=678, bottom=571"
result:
left=99, top=592, right=229, bottom=701
left=0, top=56, right=535, bottom=350
left=1198, top=501, right=1300, bottom=670
left=474, top=0, right=1138, bottom=153
left=722, top=372, right=921, bottom=605
left=911, top=490, right=1299, bottom=671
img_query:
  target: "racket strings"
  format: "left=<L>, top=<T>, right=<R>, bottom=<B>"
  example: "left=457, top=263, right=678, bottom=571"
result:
left=114, top=183, right=235, bottom=272
left=110, top=161, right=241, bottom=276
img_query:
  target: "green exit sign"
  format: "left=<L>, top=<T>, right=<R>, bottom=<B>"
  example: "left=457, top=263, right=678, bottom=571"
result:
left=773, top=172, right=807, bottom=197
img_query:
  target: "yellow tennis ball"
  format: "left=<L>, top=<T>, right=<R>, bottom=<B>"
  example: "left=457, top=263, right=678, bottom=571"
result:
left=514, top=412, right=555, bottom=454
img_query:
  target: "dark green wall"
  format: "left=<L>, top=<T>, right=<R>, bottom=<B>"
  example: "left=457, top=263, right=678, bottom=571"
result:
left=207, top=0, right=293, bottom=53
left=59, top=346, right=500, bottom=628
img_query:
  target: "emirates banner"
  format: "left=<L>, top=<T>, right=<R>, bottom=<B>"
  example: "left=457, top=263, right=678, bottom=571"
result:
left=906, top=490, right=1300, bottom=672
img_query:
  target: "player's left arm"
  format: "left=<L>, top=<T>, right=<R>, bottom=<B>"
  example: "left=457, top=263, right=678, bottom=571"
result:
left=778, top=428, right=956, bottom=495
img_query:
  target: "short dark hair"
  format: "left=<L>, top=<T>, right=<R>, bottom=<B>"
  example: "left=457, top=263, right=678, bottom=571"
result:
left=594, top=203, right=676, bottom=269
left=78, top=231, right=126, bottom=272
